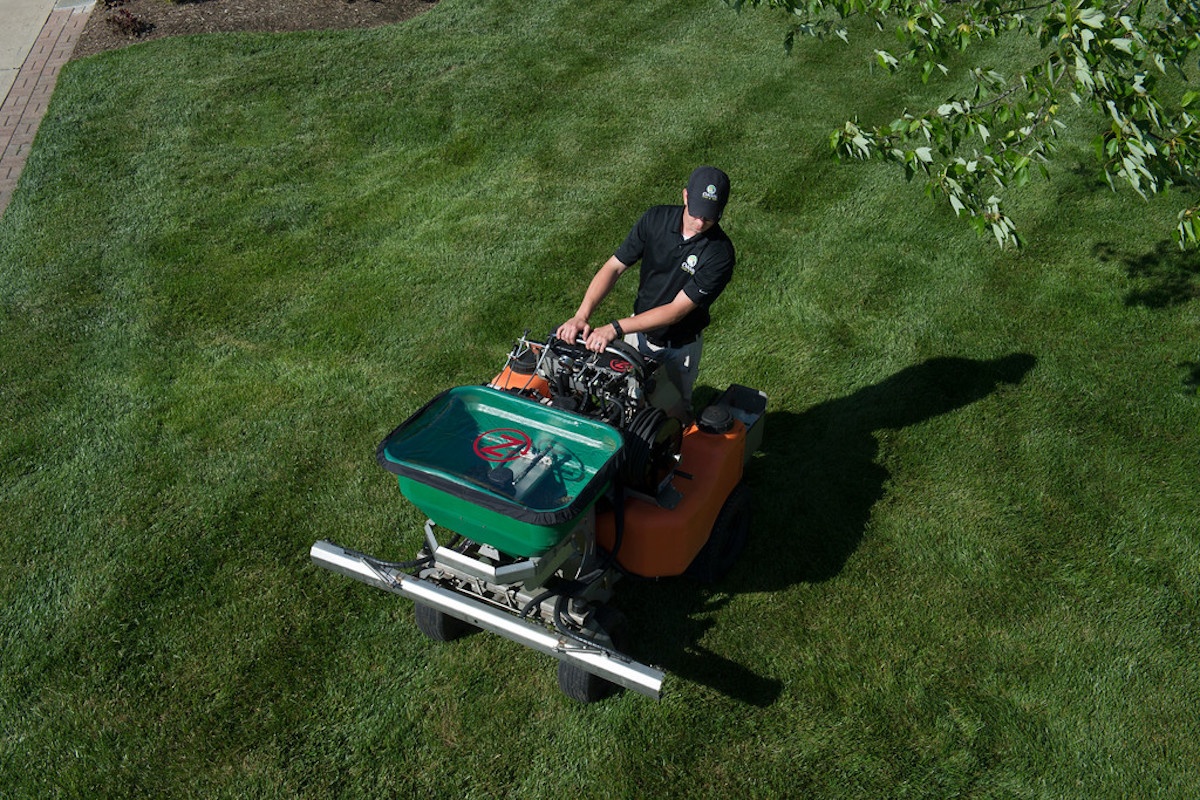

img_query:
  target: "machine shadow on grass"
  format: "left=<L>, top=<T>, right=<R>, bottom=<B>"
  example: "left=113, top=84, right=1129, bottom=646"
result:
left=620, top=353, right=1037, bottom=707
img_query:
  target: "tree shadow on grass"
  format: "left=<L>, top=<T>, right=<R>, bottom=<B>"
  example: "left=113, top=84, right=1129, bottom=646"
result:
left=623, top=353, right=1037, bottom=706
left=1094, top=240, right=1200, bottom=308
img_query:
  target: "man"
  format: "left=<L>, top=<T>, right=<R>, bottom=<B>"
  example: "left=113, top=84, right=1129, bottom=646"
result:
left=555, top=166, right=735, bottom=411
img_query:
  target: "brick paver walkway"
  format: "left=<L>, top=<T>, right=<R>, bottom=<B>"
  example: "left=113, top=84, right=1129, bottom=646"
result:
left=0, top=2, right=93, bottom=216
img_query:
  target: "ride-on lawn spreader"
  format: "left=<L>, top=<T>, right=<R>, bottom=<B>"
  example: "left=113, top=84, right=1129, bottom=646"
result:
left=311, top=333, right=766, bottom=702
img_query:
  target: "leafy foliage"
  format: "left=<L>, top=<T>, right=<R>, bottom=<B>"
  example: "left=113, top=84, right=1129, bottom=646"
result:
left=734, top=0, right=1200, bottom=248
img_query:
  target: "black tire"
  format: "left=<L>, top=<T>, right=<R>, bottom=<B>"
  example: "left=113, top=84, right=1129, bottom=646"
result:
left=413, top=602, right=474, bottom=642
left=686, top=482, right=751, bottom=583
left=556, top=606, right=628, bottom=704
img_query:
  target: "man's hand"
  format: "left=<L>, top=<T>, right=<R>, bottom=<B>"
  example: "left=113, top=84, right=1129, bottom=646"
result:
left=584, top=323, right=618, bottom=353
left=558, top=258, right=628, bottom=344
left=556, top=316, right=591, bottom=343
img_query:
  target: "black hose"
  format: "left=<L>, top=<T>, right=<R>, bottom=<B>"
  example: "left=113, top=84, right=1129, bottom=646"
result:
left=518, top=588, right=557, bottom=620
left=604, top=396, right=623, bottom=426
left=363, top=554, right=434, bottom=573
left=553, top=594, right=607, bottom=651
left=621, top=407, right=664, bottom=489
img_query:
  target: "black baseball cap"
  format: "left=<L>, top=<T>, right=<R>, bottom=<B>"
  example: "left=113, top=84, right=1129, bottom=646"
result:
left=686, top=166, right=731, bottom=221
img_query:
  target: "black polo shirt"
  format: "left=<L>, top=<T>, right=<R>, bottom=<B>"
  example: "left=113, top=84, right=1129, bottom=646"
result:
left=613, top=205, right=735, bottom=344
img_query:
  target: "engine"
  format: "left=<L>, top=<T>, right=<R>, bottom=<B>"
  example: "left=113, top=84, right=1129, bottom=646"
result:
left=491, top=333, right=684, bottom=493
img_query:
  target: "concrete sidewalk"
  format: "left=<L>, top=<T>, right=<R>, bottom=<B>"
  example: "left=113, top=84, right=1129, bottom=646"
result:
left=1, top=0, right=94, bottom=214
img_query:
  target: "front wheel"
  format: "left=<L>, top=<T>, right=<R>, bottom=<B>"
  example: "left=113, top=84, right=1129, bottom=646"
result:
left=413, top=602, right=474, bottom=642
left=556, top=606, right=628, bottom=703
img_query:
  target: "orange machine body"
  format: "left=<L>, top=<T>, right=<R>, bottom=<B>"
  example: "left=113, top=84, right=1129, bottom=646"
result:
left=596, top=420, right=746, bottom=578
left=489, top=365, right=551, bottom=399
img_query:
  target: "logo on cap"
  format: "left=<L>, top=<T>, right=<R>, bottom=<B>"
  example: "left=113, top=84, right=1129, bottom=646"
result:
left=703, top=184, right=719, bottom=201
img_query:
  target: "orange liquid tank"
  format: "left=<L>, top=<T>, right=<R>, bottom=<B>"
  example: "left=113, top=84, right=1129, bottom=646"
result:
left=596, top=420, right=745, bottom=578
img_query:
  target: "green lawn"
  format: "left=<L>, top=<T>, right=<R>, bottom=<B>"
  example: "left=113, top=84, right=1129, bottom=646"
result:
left=2, top=0, right=1198, bottom=796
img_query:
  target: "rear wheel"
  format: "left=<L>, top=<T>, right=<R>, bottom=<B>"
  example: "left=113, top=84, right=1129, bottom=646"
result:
left=556, top=606, right=628, bottom=703
left=686, top=482, right=751, bottom=583
left=413, top=602, right=474, bottom=642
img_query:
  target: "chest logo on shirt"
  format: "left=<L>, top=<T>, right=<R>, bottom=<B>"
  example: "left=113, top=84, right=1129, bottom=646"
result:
left=680, top=254, right=698, bottom=275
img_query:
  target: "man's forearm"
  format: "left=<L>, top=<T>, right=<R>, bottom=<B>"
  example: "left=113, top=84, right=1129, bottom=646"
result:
left=571, top=257, right=625, bottom=322
left=581, top=290, right=697, bottom=352
left=557, top=257, right=628, bottom=342
left=618, top=299, right=692, bottom=335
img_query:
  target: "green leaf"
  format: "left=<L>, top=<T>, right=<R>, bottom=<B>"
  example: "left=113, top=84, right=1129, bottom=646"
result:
left=992, top=221, right=1007, bottom=246
left=1078, top=7, right=1106, bottom=29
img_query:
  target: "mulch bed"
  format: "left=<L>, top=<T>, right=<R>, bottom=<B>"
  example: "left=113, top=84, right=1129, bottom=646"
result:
left=73, top=0, right=437, bottom=60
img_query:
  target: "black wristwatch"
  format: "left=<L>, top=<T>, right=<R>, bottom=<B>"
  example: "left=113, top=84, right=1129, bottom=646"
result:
left=610, top=319, right=624, bottom=338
